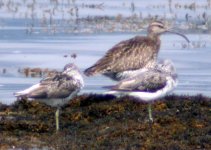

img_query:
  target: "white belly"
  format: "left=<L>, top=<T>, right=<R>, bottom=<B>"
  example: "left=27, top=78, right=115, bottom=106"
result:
left=106, top=76, right=178, bottom=102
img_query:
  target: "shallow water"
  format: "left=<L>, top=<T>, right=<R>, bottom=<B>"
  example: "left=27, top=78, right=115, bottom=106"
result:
left=0, top=0, right=211, bottom=104
left=1, top=33, right=211, bottom=104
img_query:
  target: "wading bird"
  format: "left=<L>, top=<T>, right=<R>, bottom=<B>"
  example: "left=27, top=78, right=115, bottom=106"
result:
left=84, top=21, right=189, bottom=81
left=105, top=59, right=177, bottom=122
left=15, top=63, right=84, bottom=131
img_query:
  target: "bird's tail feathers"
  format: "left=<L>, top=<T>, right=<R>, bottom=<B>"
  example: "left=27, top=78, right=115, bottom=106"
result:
left=14, top=91, right=29, bottom=100
left=14, top=83, right=40, bottom=97
left=102, top=85, right=115, bottom=89
left=84, top=66, right=98, bottom=76
left=84, top=63, right=111, bottom=76
left=14, top=91, right=25, bottom=97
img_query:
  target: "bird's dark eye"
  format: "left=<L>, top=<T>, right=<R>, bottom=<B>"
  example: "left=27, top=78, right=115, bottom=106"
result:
left=158, top=25, right=164, bottom=28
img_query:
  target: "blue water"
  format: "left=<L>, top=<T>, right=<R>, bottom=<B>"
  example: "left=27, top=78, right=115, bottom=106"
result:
left=0, top=0, right=211, bottom=104
left=1, top=32, right=211, bottom=104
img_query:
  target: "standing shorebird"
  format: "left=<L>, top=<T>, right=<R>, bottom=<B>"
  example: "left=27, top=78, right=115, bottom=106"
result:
left=84, top=21, right=189, bottom=81
left=105, top=59, right=178, bottom=122
left=14, top=63, right=84, bottom=131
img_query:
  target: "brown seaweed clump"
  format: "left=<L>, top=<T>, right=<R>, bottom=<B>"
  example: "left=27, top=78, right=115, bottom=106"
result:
left=0, top=94, right=210, bottom=150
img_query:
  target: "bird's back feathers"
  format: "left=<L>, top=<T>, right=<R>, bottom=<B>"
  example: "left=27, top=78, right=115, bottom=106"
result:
left=106, top=71, right=167, bottom=92
left=84, top=36, right=160, bottom=76
left=14, top=63, right=84, bottom=101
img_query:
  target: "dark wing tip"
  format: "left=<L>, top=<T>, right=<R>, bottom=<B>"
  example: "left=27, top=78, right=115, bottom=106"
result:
left=102, top=85, right=115, bottom=89
left=84, top=67, right=96, bottom=76
left=84, top=70, right=91, bottom=76
left=14, top=92, right=23, bottom=97
left=14, top=92, right=28, bottom=99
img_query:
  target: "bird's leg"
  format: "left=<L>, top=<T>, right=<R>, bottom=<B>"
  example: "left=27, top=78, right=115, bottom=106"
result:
left=148, top=103, right=153, bottom=123
left=55, top=108, right=60, bottom=132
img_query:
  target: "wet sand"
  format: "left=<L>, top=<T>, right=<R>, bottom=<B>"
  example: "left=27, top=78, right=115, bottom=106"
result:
left=0, top=94, right=210, bottom=149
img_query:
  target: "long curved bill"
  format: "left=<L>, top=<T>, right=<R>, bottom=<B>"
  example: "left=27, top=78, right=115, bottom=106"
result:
left=166, top=29, right=190, bottom=43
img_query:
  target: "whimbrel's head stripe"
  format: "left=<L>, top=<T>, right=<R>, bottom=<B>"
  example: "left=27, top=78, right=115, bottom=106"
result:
left=150, top=21, right=165, bottom=28
left=148, top=21, right=190, bottom=42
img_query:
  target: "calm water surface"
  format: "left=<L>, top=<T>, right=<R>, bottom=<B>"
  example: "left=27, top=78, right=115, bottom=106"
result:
left=1, top=33, right=211, bottom=104
left=0, top=0, right=211, bottom=104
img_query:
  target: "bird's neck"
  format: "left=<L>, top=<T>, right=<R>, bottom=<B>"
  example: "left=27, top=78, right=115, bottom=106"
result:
left=147, top=33, right=161, bottom=54
left=147, top=33, right=160, bottom=41
left=72, top=73, right=84, bottom=87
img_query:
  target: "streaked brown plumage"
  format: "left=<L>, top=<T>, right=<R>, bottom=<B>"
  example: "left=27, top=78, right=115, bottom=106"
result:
left=84, top=21, right=189, bottom=81
left=88, top=36, right=160, bottom=73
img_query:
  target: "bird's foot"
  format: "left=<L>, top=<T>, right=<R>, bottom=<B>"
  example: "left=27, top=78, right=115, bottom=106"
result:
left=55, top=108, right=60, bottom=132
left=149, top=116, right=153, bottom=123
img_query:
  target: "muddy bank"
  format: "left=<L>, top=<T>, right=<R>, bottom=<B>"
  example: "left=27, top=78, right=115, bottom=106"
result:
left=0, top=94, right=210, bottom=150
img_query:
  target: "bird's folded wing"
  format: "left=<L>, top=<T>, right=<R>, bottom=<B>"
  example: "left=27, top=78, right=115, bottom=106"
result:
left=111, top=71, right=167, bottom=92
left=40, top=72, right=62, bottom=83
left=27, top=85, right=48, bottom=98
left=84, top=36, right=158, bottom=75
left=29, top=74, right=80, bottom=99
left=46, top=74, right=80, bottom=98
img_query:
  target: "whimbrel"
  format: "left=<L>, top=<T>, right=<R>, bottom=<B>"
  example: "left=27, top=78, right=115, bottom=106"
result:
left=84, top=21, right=189, bottom=81
left=14, top=63, right=84, bottom=131
left=105, top=59, right=178, bottom=122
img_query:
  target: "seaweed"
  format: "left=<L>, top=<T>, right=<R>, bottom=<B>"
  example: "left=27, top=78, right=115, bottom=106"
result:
left=0, top=94, right=210, bottom=149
